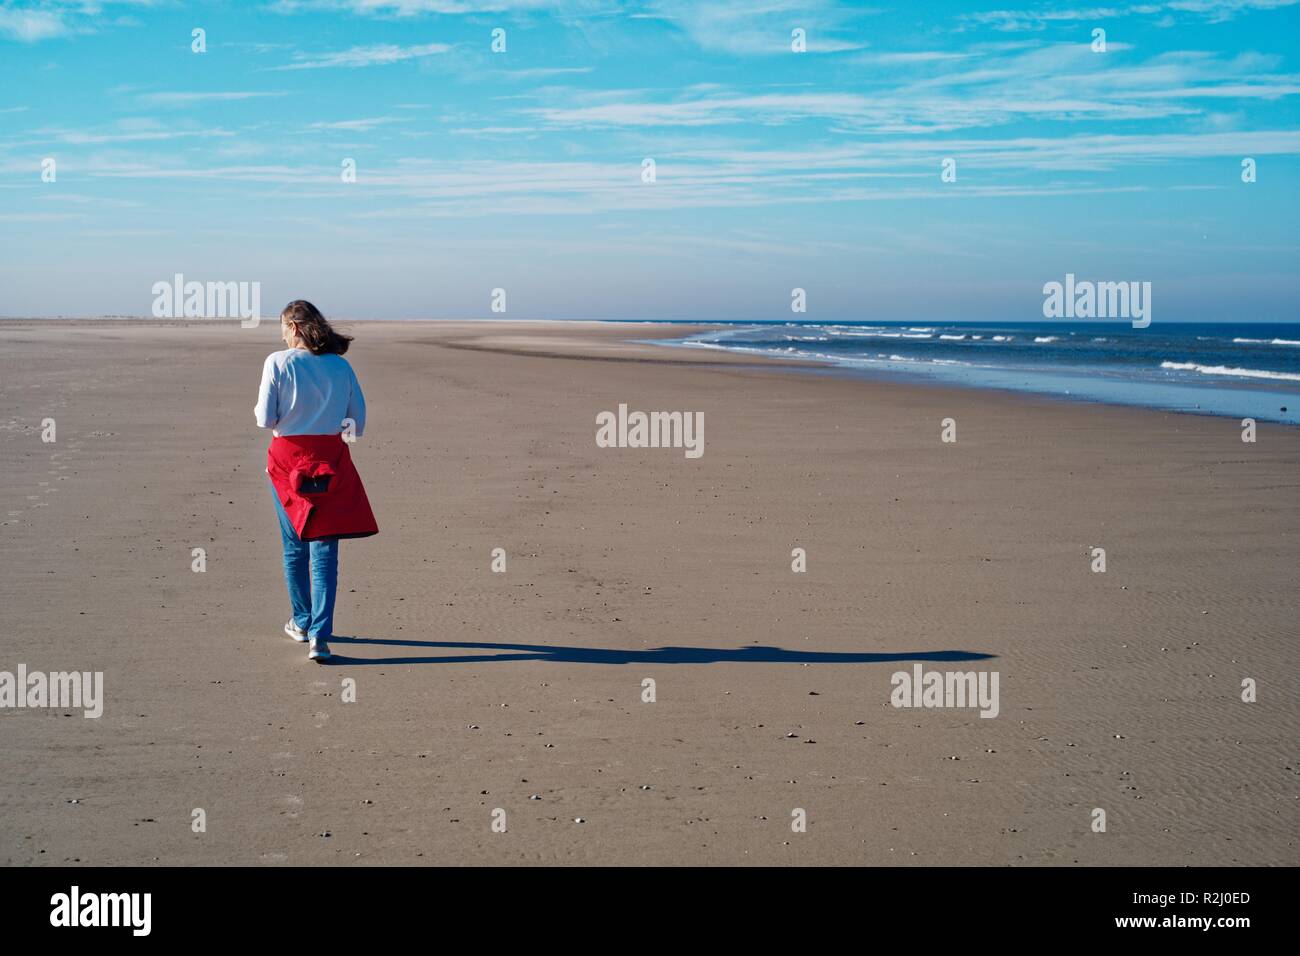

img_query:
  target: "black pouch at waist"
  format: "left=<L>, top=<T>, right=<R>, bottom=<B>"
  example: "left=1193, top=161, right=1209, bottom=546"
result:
left=299, top=475, right=332, bottom=494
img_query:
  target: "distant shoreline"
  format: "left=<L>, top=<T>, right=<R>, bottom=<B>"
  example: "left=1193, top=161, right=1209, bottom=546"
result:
left=6, top=316, right=1298, bottom=424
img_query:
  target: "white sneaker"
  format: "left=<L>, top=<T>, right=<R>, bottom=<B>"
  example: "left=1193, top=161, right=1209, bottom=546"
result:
left=285, top=620, right=309, bottom=643
left=308, top=637, right=332, bottom=662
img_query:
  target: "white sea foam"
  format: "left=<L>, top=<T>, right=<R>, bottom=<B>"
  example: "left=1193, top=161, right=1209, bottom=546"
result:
left=826, top=330, right=933, bottom=340
left=991, top=335, right=1012, bottom=342
left=1160, top=361, right=1300, bottom=382
left=1034, top=336, right=1059, bottom=343
left=939, top=334, right=966, bottom=340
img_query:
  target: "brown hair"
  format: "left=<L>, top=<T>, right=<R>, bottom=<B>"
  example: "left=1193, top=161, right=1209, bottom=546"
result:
left=280, top=300, right=353, bottom=355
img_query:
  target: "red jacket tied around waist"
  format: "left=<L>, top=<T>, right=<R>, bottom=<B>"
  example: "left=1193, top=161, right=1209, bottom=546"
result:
left=267, top=434, right=378, bottom=541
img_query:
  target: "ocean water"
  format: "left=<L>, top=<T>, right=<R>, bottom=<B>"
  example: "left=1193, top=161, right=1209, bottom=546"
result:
left=651, top=321, right=1300, bottom=425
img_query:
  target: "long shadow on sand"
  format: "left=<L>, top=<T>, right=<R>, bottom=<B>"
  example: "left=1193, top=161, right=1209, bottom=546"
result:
left=323, top=637, right=995, bottom=666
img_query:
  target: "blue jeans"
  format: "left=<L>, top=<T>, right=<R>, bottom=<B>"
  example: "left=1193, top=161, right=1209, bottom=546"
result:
left=272, top=483, right=339, bottom=639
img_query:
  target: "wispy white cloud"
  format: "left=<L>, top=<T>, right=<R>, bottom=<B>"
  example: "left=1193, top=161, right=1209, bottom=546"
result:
left=10, top=119, right=236, bottom=146
left=961, top=0, right=1298, bottom=31
left=270, top=0, right=555, bottom=13
left=267, top=42, right=452, bottom=70
left=1169, top=0, right=1297, bottom=18
left=448, top=126, right=544, bottom=136
left=502, top=66, right=596, bottom=79
left=48, top=128, right=1299, bottom=221
left=0, top=211, right=86, bottom=222
left=646, top=0, right=872, bottom=55
left=137, top=91, right=288, bottom=107
left=858, top=51, right=976, bottom=64
left=305, top=116, right=406, bottom=131
left=526, top=91, right=880, bottom=128
left=0, top=0, right=154, bottom=43
left=518, top=43, right=1300, bottom=133
left=0, top=6, right=75, bottom=42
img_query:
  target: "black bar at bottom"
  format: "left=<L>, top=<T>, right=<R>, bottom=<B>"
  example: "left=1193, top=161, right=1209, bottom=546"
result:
left=0, top=866, right=1280, bottom=942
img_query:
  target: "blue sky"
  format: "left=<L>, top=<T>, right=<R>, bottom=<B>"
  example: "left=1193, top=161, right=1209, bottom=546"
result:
left=1, top=0, right=1298, bottom=321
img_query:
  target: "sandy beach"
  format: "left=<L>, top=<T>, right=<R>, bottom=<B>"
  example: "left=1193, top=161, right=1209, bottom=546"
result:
left=1, top=319, right=1296, bottom=866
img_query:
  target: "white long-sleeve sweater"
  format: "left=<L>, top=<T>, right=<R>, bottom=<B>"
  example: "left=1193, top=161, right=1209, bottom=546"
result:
left=254, top=349, right=366, bottom=437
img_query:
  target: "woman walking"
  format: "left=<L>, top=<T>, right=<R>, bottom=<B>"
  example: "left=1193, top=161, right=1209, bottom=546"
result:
left=254, top=301, right=378, bottom=662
